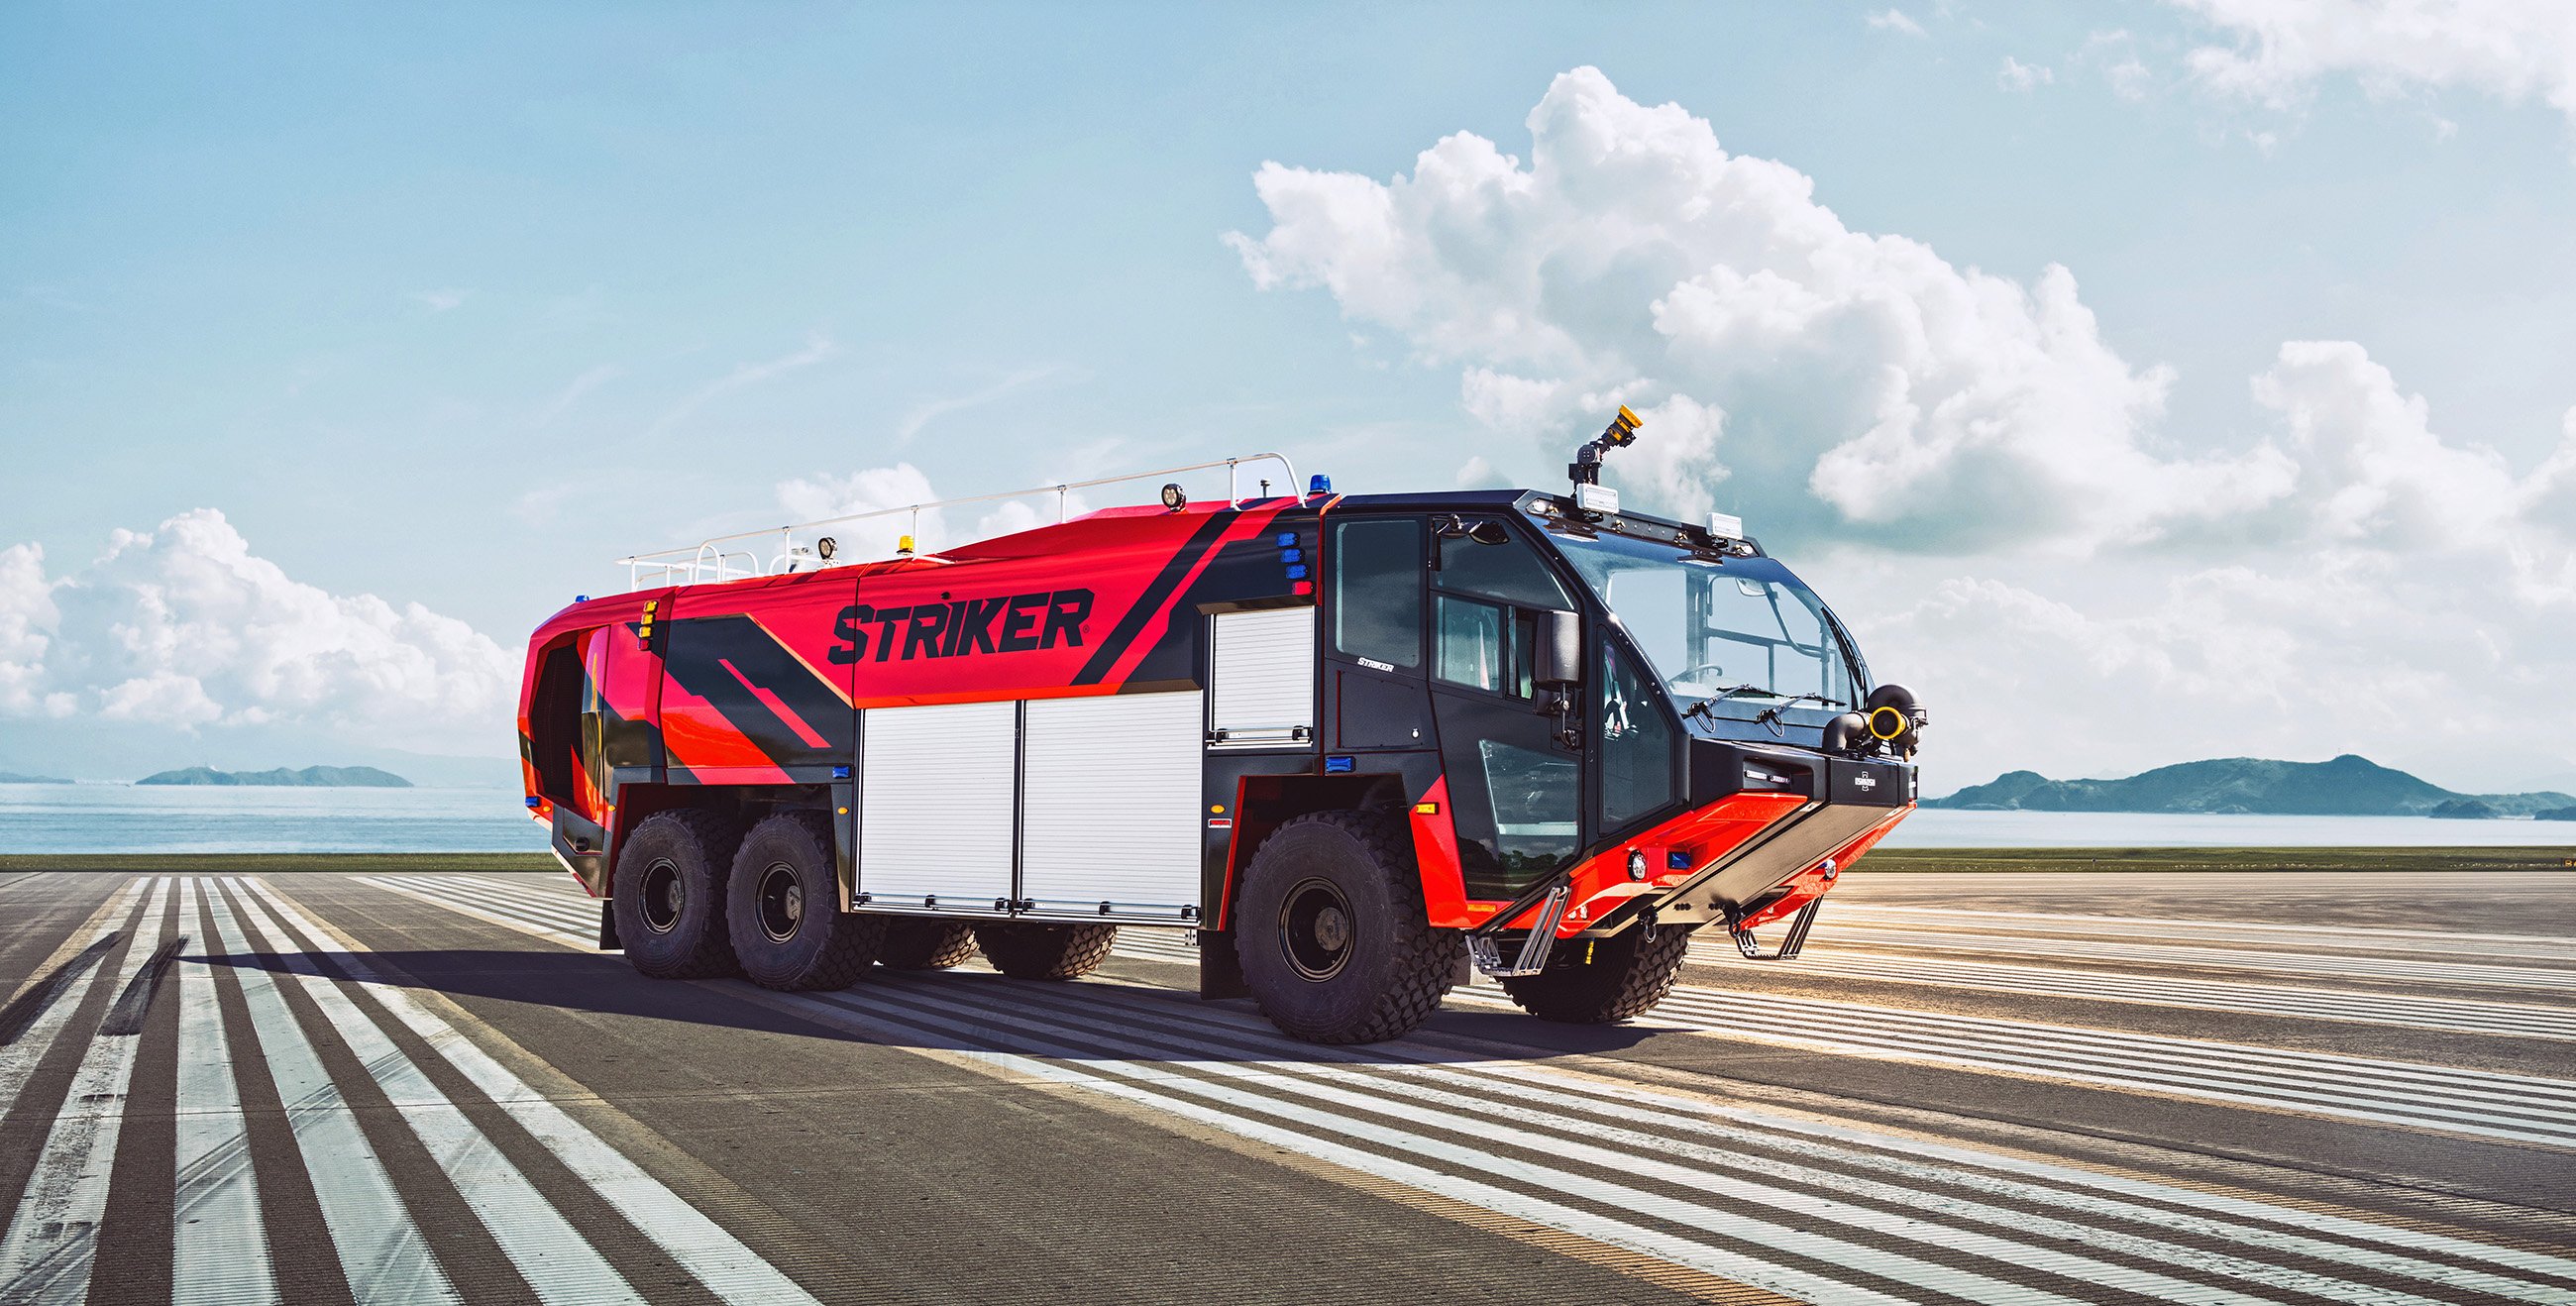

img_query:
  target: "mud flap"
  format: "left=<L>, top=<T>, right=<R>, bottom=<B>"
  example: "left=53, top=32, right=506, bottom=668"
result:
left=1197, top=930, right=1249, bottom=1000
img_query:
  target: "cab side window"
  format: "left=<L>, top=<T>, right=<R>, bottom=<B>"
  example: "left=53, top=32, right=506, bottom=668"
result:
left=1331, top=518, right=1423, bottom=669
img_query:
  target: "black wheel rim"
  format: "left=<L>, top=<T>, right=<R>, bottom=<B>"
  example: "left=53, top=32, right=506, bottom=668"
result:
left=1278, top=877, right=1354, bottom=981
left=757, top=863, right=804, bottom=943
left=640, top=858, right=684, bottom=934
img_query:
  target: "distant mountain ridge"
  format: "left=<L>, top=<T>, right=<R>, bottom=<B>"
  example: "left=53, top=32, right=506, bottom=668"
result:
left=0, top=770, right=71, bottom=784
left=136, top=765, right=411, bottom=788
left=1930, top=755, right=2576, bottom=818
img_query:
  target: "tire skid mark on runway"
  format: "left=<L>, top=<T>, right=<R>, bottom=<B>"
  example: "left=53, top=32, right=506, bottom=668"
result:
left=171, top=878, right=278, bottom=1306
left=245, top=878, right=823, bottom=1306
left=390, top=878, right=2576, bottom=1306
left=1758, top=929, right=2576, bottom=992
left=0, top=877, right=172, bottom=1303
left=222, top=880, right=648, bottom=1306
left=0, top=879, right=150, bottom=1119
left=1826, top=905, right=2576, bottom=962
left=1723, top=951, right=2576, bottom=1041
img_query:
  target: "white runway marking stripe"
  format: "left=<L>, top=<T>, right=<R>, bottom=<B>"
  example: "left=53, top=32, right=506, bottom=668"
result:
left=202, top=878, right=463, bottom=1304
left=0, top=878, right=150, bottom=1123
left=952, top=978, right=2538, bottom=1306
left=0, top=877, right=174, bottom=1303
left=392, top=876, right=2576, bottom=1304
left=1759, top=928, right=2576, bottom=992
left=245, top=879, right=822, bottom=1306
left=1592, top=986, right=2576, bottom=1147
left=352, top=876, right=595, bottom=946
left=1828, top=904, right=2576, bottom=962
left=825, top=977, right=2576, bottom=1305
left=1737, top=950, right=2576, bottom=1040
left=171, top=879, right=278, bottom=1306
left=224, top=881, right=648, bottom=1306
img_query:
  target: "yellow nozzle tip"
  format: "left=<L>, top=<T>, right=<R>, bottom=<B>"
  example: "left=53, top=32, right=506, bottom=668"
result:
left=1868, top=706, right=1908, bottom=739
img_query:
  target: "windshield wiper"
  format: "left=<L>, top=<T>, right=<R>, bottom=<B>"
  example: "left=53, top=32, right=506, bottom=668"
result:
left=1682, top=688, right=1844, bottom=724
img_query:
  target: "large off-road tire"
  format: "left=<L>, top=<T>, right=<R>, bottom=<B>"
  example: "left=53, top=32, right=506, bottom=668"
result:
left=725, top=812, right=885, bottom=991
left=973, top=923, right=1117, bottom=979
left=612, top=810, right=743, bottom=979
left=1233, top=810, right=1461, bottom=1044
left=1500, top=922, right=1693, bottom=1023
left=878, top=918, right=978, bottom=970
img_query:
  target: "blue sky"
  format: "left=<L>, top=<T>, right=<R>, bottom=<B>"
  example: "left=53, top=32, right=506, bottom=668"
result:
left=5, top=2, right=2573, bottom=792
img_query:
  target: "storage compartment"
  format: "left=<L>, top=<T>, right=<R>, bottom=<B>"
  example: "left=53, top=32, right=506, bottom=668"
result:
left=1208, top=607, right=1314, bottom=746
left=1020, top=691, right=1204, bottom=917
left=856, top=700, right=1018, bottom=910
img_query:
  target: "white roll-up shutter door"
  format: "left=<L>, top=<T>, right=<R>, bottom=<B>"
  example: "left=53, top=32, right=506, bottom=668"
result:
left=856, top=700, right=1017, bottom=909
left=1208, top=606, right=1314, bottom=746
left=1020, top=691, right=1204, bottom=917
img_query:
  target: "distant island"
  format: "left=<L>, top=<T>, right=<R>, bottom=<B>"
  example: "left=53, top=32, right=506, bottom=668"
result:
left=137, top=765, right=412, bottom=788
left=0, top=770, right=72, bottom=784
left=1930, top=755, right=2575, bottom=819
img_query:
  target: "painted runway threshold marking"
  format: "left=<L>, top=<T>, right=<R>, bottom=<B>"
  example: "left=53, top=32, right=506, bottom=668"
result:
left=0, top=877, right=823, bottom=1306
left=370, top=873, right=2576, bottom=1306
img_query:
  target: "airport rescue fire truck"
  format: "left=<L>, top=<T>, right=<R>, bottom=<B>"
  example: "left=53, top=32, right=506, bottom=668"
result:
left=518, top=411, right=1925, bottom=1043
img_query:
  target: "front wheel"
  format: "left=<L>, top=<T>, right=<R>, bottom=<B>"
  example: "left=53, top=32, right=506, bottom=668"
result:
left=725, top=813, right=885, bottom=991
left=1499, top=923, right=1693, bottom=1023
left=1233, top=810, right=1459, bottom=1044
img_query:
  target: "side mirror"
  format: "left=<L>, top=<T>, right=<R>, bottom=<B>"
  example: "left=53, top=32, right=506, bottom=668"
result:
left=1534, top=609, right=1583, bottom=689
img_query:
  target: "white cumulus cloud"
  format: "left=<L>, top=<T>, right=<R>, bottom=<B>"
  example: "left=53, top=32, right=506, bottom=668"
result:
left=1226, top=66, right=2298, bottom=553
left=2170, top=0, right=2576, bottom=129
left=0, top=510, right=514, bottom=751
left=1225, top=65, right=2576, bottom=791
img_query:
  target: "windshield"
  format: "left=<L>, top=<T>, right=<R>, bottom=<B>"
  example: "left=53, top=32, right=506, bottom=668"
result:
left=1550, top=530, right=1861, bottom=713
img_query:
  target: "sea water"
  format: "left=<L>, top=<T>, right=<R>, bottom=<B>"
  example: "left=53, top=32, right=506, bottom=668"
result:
left=0, top=781, right=2568, bottom=855
left=0, top=782, right=545, bottom=854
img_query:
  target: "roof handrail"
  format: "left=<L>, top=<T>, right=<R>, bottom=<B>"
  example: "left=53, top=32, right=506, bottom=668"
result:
left=614, top=451, right=1302, bottom=590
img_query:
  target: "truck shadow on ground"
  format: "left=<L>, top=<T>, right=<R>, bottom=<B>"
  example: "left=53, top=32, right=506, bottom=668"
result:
left=194, top=945, right=1668, bottom=1065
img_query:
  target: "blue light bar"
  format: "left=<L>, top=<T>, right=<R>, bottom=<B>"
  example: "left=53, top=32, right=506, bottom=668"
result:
left=1280, top=547, right=1303, bottom=563
left=525, top=796, right=542, bottom=809
left=1308, top=474, right=1332, bottom=496
left=1285, top=565, right=1308, bottom=581
left=1324, top=755, right=1355, bottom=774
left=1275, top=532, right=1297, bottom=546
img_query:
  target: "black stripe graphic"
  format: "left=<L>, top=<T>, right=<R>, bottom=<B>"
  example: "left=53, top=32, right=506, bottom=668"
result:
left=660, top=614, right=855, bottom=768
left=1073, top=510, right=1237, bottom=687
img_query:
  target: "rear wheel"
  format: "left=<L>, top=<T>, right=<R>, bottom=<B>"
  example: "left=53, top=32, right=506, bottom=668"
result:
left=611, top=810, right=742, bottom=979
left=878, top=918, right=979, bottom=970
left=1233, top=810, right=1459, bottom=1044
left=726, top=813, right=884, bottom=991
left=973, top=923, right=1117, bottom=979
left=1499, top=923, right=1693, bottom=1023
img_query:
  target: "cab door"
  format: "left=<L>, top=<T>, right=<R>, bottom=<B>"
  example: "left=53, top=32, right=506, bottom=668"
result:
left=1424, top=515, right=1585, bottom=901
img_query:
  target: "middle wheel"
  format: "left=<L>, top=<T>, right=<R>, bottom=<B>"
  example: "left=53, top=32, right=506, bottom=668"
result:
left=878, top=918, right=979, bottom=970
left=725, top=812, right=886, bottom=991
left=972, top=923, right=1117, bottom=979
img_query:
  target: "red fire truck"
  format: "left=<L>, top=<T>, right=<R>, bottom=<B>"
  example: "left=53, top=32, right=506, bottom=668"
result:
left=519, top=414, right=1923, bottom=1043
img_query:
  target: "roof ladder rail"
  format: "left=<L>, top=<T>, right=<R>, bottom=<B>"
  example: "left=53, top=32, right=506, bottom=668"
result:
left=611, top=451, right=1302, bottom=592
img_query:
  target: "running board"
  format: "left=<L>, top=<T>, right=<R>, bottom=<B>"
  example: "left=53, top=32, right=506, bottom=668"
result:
left=1465, top=884, right=1571, bottom=978
left=1730, top=899, right=1821, bottom=961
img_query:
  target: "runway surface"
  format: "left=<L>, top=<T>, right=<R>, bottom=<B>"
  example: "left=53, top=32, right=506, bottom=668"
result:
left=2, top=866, right=2572, bottom=1303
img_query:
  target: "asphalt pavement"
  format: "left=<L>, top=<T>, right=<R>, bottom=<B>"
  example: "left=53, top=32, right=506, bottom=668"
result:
left=3, top=866, right=2572, bottom=1304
